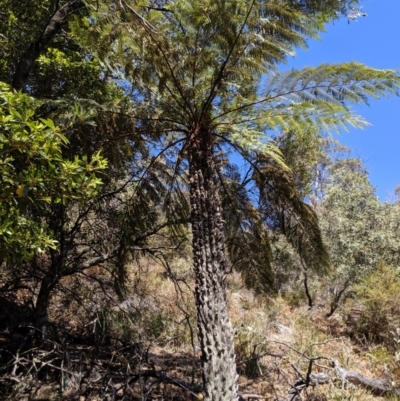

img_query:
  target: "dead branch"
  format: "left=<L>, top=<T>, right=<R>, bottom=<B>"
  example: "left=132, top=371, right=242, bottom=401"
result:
left=284, top=359, right=400, bottom=400
left=331, top=359, right=400, bottom=396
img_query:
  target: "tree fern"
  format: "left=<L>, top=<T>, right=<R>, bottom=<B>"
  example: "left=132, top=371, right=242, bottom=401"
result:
left=71, top=1, right=400, bottom=399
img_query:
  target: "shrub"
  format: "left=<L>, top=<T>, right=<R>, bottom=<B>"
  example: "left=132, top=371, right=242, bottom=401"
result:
left=350, top=262, right=400, bottom=349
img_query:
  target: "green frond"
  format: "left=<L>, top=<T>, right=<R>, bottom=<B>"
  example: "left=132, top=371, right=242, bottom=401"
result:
left=226, top=221, right=275, bottom=293
left=254, top=160, right=331, bottom=274
left=262, top=62, right=400, bottom=107
left=263, top=101, right=369, bottom=134
left=221, top=163, right=275, bottom=292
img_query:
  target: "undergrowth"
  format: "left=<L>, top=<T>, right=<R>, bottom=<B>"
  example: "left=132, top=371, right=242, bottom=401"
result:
left=1, top=258, right=400, bottom=400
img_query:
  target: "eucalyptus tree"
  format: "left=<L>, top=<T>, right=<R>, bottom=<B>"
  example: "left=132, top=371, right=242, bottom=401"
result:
left=71, top=0, right=400, bottom=399
left=316, top=158, right=400, bottom=316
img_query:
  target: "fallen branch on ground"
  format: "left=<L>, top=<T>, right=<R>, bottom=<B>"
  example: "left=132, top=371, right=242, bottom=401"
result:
left=285, top=359, right=400, bottom=401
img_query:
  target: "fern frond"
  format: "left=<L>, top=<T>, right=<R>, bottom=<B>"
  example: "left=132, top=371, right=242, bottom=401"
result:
left=254, top=160, right=331, bottom=274
left=262, top=62, right=400, bottom=107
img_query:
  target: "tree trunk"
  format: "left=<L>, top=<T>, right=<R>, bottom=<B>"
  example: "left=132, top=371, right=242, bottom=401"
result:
left=35, top=269, right=59, bottom=337
left=303, top=271, right=313, bottom=309
left=188, top=125, right=238, bottom=401
left=34, top=249, right=63, bottom=338
left=326, top=278, right=351, bottom=318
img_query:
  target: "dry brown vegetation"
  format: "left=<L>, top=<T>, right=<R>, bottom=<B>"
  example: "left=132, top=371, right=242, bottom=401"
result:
left=1, top=257, right=400, bottom=401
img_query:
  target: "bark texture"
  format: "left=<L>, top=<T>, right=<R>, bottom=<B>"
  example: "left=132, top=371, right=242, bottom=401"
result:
left=12, top=0, right=83, bottom=90
left=188, top=125, right=238, bottom=401
left=35, top=268, right=59, bottom=335
left=34, top=249, right=63, bottom=337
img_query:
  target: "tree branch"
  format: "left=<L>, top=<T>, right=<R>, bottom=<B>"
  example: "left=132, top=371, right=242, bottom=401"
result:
left=12, top=0, right=83, bottom=90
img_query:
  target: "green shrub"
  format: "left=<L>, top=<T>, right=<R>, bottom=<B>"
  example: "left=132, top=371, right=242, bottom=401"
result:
left=351, top=262, right=400, bottom=349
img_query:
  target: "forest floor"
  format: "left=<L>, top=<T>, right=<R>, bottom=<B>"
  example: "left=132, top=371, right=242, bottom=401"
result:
left=0, top=259, right=399, bottom=401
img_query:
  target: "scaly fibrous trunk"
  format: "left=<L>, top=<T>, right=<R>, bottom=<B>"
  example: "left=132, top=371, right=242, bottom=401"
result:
left=188, top=125, right=238, bottom=401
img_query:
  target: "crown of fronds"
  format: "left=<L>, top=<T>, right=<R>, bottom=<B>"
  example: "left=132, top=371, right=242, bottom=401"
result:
left=73, top=0, right=400, bottom=291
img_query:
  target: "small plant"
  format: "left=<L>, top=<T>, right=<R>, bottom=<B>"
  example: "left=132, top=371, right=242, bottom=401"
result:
left=93, top=308, right=139, bottom=345
left=234, top=320, right=274, bottom=379
left=284, top=289, right=308, bottom=308
left=148, top=312, right=166, bottom=338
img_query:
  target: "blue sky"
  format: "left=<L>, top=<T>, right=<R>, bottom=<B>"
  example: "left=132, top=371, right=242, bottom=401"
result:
left=286, top=0, right=400, bottom=201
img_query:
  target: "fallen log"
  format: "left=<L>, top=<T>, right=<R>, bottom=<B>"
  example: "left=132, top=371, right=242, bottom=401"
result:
left=332, top=360, right=400, bottom=396
left=286, top=359, right=400, bottom=401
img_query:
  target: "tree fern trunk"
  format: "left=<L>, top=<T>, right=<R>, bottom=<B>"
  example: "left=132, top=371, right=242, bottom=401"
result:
left=188, top=125, right=238, bottom=401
